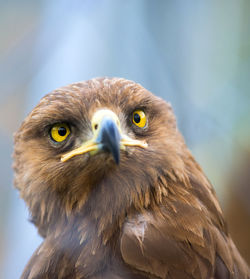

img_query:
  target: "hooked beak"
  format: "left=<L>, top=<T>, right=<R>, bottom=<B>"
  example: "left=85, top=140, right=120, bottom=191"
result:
left=61, top=109, right=148, bottom=164
left=96, top=116, right=121, bottom=164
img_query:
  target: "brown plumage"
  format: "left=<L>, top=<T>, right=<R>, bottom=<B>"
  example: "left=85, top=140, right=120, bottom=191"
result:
left=13, top=77, right=250, bottom=279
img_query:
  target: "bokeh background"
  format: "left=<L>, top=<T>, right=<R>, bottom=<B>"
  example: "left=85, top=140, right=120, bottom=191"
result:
left=0, top=0, right=250, bottom=278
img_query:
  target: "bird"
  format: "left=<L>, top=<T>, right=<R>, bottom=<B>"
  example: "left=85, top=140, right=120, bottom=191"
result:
left=13, top=77, right=250, bottom=279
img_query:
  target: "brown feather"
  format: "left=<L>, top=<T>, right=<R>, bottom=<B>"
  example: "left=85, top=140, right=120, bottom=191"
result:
left=13, top=77, right=250, bottom=278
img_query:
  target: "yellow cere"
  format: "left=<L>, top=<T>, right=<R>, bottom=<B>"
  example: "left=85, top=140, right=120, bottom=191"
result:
left=50, top=123, right=70, bottom=142
left=132, top=110, right=147, bottom=128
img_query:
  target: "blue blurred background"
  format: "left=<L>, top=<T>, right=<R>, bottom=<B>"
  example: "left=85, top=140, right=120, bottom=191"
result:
left=0, top=0, right=249, bottom=278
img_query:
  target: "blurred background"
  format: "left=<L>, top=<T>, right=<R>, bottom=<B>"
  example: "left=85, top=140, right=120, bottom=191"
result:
left=0, top=0, right=249, bottom=278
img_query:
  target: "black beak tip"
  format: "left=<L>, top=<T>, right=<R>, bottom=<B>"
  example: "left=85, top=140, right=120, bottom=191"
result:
left=98, top=118, right=121, bottom=165
left=113, top=151, right=120, bottom=165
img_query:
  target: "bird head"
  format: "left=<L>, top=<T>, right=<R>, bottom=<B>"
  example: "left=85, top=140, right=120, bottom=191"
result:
left=13, top=77, right=188, bottom=236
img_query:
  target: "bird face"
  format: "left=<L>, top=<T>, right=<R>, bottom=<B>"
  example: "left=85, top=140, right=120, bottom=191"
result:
left=13, top=78, right=183, bottom=234
left=60, top=108, right=148, bottom=164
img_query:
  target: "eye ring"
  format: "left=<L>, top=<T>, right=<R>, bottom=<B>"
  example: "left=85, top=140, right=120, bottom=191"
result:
left=50, top=123, right=71, bottom=142
left=132, top=110, right=147, bottom=128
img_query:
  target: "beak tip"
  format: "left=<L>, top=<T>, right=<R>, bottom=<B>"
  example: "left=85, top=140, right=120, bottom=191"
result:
left=98, top=117, right=121, bottom=165
left=114, top=153, right=120, bottom=165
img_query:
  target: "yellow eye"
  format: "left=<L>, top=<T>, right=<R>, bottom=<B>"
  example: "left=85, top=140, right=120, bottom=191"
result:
left=132, top=110, right=147, bottom=128
left=50, top=123, right=70, bottom=142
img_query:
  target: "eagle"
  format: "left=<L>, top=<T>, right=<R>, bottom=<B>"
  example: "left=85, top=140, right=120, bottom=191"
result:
left=13, top=77, right=249, bottom=279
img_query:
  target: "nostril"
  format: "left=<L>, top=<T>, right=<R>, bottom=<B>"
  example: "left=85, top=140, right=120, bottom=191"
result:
left=94, top=124, right=98, bottom=130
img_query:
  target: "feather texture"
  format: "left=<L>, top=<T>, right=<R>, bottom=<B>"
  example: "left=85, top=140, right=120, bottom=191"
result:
left=13, top=77, right=249, bottom=278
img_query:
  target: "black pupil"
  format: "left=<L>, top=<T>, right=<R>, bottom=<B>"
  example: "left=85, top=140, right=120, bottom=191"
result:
left=58, top=127, right=67, bottom=136
left=134, top=113, right=141, bottom=123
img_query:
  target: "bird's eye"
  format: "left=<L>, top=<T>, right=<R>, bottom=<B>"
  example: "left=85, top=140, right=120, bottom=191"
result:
left=50, top=123, right=70, bottom=142
left=132, top=110, right=147, bottom=128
